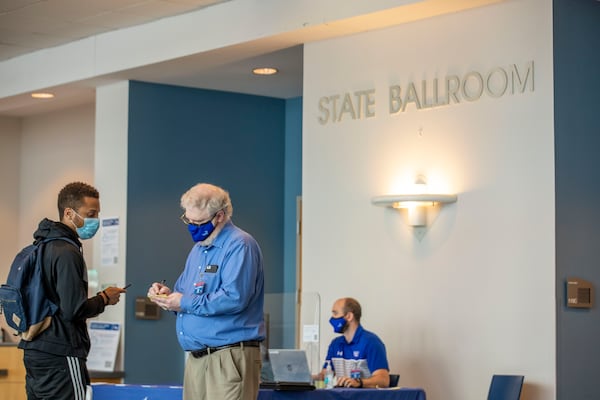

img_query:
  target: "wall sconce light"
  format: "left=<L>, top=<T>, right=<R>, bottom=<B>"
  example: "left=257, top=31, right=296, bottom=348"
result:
left=371, top=176, right=457, bottom=240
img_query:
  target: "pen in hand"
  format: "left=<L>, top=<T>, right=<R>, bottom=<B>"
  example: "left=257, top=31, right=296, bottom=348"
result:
left=155, top=280, right=168, bottom=296
left=123, top=283, right=132, bottom=290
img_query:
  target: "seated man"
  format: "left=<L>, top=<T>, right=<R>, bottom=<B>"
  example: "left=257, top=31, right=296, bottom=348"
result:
left=316, top=297, right=390, bottom=388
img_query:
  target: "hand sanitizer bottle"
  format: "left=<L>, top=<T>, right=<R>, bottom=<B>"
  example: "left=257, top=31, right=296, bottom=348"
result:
left=324, top=360, right=334, bottom=389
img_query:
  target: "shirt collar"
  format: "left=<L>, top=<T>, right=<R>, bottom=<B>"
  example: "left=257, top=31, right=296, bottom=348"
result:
left=348, top=324, right=364, bottom=345
left=197, top=220, right=233, bottom=249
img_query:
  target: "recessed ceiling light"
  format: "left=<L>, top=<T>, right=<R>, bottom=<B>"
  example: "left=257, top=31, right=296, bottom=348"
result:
left=252, top=67, right=278, bottom=76
left=31, top=92, right=55, bottom=99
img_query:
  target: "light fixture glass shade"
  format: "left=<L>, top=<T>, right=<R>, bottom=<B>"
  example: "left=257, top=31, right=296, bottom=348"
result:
left=371, top=193, right=457, bottom=240
left=407, top=206, right=426, bottom=226
left=371, top=194, right=457, bottom=208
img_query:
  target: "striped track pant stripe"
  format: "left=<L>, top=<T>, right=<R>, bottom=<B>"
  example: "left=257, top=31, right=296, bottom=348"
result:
left=66, top=356, right=87, bottom=400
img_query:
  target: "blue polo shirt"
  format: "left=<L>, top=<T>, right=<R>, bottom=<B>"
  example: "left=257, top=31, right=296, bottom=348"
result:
left=325, top=325, right=389, bottom=378
left=174, top=221, right=265, bottom=350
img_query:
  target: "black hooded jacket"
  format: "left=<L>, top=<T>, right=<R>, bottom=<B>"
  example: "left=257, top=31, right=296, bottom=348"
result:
left=18, top=218, right=106, bottom=358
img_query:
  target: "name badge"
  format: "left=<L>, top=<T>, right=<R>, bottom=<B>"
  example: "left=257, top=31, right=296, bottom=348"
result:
left=205, top=265, right=219, bottom=273
left=194, top=281, right=205, bottom=294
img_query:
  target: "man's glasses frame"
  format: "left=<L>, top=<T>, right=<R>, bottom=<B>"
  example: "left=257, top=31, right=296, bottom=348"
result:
left=180, top=211, right=220, bottom=227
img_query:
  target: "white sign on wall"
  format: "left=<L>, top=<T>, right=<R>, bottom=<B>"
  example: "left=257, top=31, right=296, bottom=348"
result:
left=100, top=217, right=119, bottom=266
left=87, top=321, right=121, bottom=372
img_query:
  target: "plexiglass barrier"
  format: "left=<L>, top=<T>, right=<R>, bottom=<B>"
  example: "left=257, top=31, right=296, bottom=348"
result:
left=262, top=291, right=321, bottom=375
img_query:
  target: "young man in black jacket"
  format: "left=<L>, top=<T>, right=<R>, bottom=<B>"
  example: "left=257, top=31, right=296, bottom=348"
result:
left=18, top=182, right=126, bottom=400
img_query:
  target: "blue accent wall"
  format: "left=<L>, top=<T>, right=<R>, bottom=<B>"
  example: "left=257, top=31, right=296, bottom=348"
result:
left=124, top=81, right=290, bottom=384
left=283, top=97, right=302, bottom=293
left=554, top=1, right=600, bottom=398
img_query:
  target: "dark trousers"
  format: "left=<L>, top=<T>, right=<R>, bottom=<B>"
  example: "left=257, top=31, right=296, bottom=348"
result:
left=23, top=349, right=90, bottom=400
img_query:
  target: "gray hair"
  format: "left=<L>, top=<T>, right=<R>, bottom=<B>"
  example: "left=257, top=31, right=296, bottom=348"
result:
left=180, top=183, right=233, bottom=218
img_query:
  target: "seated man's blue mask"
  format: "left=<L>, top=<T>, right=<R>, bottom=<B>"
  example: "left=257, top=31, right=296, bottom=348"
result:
left=329, top=316, right=347, bottom=333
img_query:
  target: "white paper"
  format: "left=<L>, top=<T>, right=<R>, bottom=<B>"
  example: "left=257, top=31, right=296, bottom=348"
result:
left=87, top=322, right=121, bottom=372
left=303, top=324, right=319, bottom=343
left=101, top=217, right=119, bottom=266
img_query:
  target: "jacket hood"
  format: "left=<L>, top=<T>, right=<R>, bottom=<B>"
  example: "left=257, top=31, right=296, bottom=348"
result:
left=33, top=218, right=81, bottom=244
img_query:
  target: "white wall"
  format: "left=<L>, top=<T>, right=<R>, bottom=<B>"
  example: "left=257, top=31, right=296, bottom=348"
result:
left=0, top=105, right=95, bottom=341
left=302, top=1, right=554, bottom=399
left=93, top=81, right=129, bottom=370
left=0, top=93, right=130, bottom=365
left=18, top=103, right=96, bottom=257
left=0, top=117, right=21, bottom=284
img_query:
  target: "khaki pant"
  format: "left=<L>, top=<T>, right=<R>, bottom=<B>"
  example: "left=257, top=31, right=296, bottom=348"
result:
left=183, top=345, right=261, bottom=400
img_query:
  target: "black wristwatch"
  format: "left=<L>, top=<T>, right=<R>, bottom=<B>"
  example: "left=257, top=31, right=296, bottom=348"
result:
left=356, top=378, right=363, bottom=388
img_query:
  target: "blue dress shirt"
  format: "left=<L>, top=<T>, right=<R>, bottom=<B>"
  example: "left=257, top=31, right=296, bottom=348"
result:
left=174, top=221, right=265, bottom=350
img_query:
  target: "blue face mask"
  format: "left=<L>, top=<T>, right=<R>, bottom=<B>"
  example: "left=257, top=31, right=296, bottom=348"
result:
left=329, top=316, right=347, bottom=333
left=188, top=220, right=216, bottom=242
left=73, top=211, right=100, bottom=240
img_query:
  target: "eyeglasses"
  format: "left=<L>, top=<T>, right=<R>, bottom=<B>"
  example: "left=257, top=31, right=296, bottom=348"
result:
left=180, top=211, right=218, bottom=227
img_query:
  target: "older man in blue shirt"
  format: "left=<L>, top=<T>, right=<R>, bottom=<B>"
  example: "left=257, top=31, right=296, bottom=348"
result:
left=148, top=183, right=265, bottom=400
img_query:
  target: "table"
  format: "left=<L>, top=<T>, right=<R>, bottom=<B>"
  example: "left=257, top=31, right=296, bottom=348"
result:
left=91, top=384, right=426, bottom=400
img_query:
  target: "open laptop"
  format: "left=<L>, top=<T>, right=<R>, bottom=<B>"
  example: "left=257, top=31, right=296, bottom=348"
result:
left=260, top=349, right=316, bottom=391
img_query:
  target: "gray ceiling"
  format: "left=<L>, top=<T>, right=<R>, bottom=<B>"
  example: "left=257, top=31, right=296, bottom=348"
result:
left=0, top=0, right=305, bottom=116
left=0, top=0, right=502, bottom=117
left=0, top=0, right=232, bottom=61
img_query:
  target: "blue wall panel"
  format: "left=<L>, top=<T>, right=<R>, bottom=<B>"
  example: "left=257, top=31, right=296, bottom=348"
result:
left=124, top=81, right=287, bottom=384
left=554, top=1, right=600, bottom=398
left=283, top=97, right=302, bottom=293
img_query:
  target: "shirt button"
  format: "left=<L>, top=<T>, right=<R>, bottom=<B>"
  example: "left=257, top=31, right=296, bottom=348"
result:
left=180, top=332, right=183, bottom=335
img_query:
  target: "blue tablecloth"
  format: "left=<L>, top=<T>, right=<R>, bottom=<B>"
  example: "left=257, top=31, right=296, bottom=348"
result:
left=257, top=388, right=426, bottom=400
left=92, top=384, right=426, bottom=400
